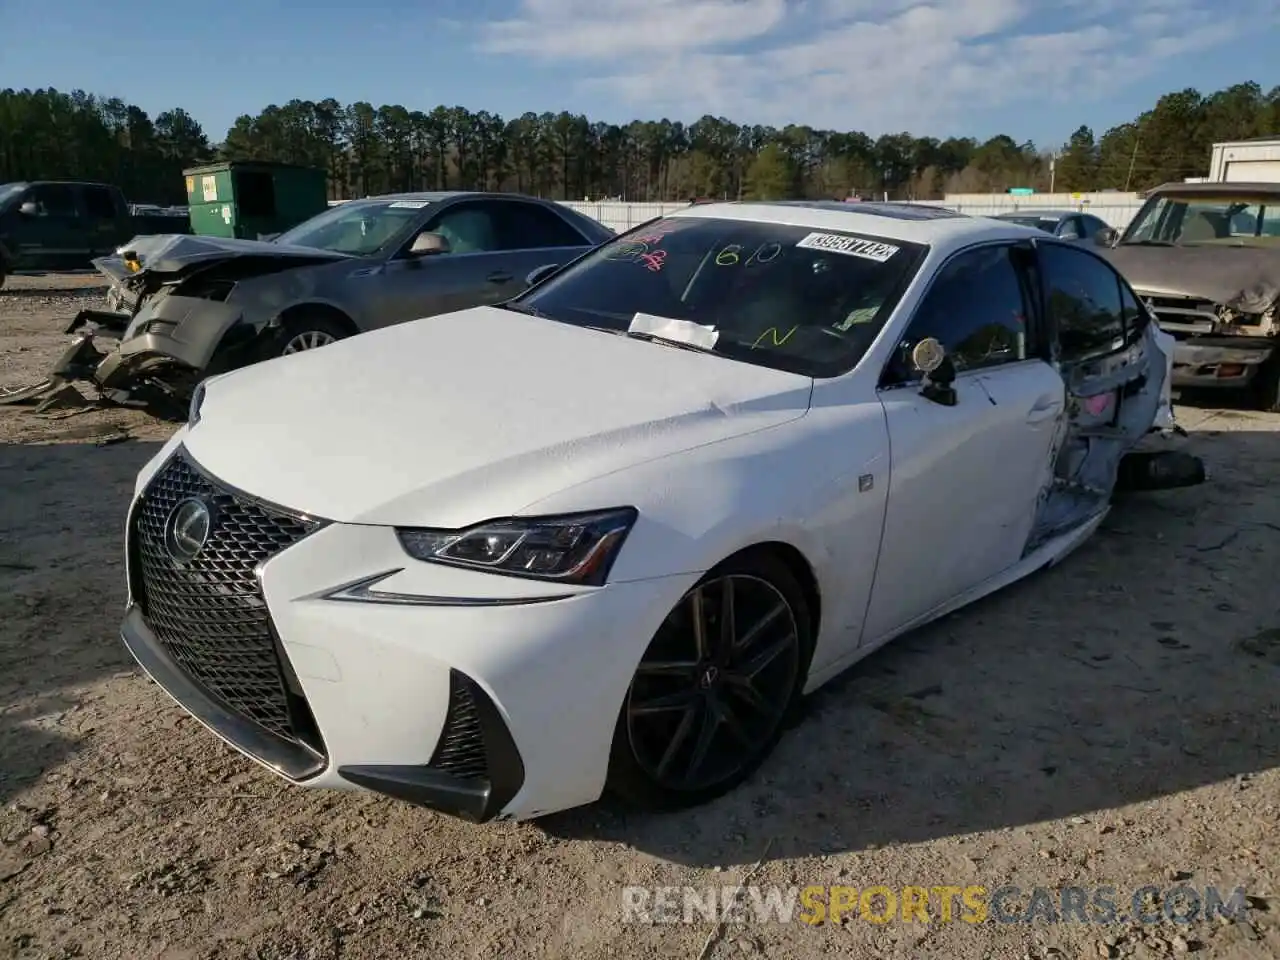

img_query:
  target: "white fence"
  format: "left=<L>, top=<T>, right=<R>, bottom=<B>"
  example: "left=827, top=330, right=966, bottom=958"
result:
left=942, top=201, right=1142, bottom=228
left=917, top=192, right=1145, bottom=228
left=560, top=201, right=687, bottom=231
left=561, top=195, right=1146, bottom=232
left=326, top=195, right=1147, bottom=233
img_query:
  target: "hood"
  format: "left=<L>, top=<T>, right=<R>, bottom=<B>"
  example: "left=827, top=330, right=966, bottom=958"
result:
left=1099, top=243, right=1280, bottom=314
left=93, top=233, right=352, bottom=280
left=185, top=306, right=814, bottom=527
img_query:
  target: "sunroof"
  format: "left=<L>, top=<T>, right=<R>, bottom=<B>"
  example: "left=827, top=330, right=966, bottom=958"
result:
left=761, top=200, right=965, bottom=220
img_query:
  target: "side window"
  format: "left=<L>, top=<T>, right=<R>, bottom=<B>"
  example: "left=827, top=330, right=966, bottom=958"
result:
left=1261, top=205, right=1280, bottom=237
left=897, top=244, right=1030, bottom=376
left=31, top=184, right=79, bottom=218
left=82, top=187, right=117, bottom=220
left=1039, top=243, right=1125, bottom=362
left=1083, top=215, right=1109, bottom=240
left=1228, top=204, right=1262, bottom=237
left=425, top=201, right=502, bottom=254
left=1057, top=217, right=1081, bottom=240
left=496, top=202, right=588, bottom=250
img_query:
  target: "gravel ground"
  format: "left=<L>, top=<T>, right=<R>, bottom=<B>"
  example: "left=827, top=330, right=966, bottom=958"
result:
left=1, top=274, right=1277, bottom=960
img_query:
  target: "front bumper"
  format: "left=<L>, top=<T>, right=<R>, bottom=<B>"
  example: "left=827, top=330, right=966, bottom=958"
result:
left=1170, top=337, right=1274, bottom=388
left=120, top=444, right=691, bottom=821
left=47, top=297, right=257, bottom=411
left=121, top=605, right=525, bottom=820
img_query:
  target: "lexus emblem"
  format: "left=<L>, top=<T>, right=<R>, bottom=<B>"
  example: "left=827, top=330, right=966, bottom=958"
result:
left=164, top=498, right=213, bottom=563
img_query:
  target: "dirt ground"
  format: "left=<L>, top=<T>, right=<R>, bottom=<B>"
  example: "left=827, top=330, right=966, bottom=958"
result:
left=1, top=273, right=1277, bottom=960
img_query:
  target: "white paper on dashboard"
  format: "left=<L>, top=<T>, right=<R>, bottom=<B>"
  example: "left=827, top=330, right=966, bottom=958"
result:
left=628, top=312, right=719, bottom=350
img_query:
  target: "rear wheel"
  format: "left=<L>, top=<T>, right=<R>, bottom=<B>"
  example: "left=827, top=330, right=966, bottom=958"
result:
left=0, top=259, right=8, bottom=290
left=606, top=552, right=810, bottom=811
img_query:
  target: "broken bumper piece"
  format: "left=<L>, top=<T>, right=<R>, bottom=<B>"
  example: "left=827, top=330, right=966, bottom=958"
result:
left=5, top=323, right=203, bottom=418
left=65, top=307, right=132, bottom=336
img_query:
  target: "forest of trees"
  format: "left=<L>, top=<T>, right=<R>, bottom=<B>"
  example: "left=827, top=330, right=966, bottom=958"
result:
left=1, top=82, right=1276, bottom=206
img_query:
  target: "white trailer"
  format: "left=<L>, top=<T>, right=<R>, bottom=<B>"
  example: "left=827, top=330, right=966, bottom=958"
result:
left=1208, top=138, right=1280, bottom=183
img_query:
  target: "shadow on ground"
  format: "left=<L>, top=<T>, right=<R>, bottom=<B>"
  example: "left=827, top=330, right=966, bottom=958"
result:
left=543, top=424, right=1280, bottom=865
left=0, top=438, right=161, bottom=804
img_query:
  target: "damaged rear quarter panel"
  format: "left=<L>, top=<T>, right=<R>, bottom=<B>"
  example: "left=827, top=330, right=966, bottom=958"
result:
left=1026, top=317, right=1174, bottom=554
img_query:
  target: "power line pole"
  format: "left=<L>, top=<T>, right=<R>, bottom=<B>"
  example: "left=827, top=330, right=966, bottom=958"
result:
left=1124, top=129, right=1142, bottom=192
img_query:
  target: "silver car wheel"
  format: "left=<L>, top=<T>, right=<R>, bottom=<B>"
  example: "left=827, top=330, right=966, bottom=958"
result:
left=282, top=330, right=337, bottom=354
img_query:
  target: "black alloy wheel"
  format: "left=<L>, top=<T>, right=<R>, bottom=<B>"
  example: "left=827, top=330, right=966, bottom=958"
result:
left=607, top=553, right=810, bottom=810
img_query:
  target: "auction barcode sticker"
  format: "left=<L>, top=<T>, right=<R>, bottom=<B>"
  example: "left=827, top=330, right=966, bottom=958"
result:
left=795, top=232, right=899, bottom=262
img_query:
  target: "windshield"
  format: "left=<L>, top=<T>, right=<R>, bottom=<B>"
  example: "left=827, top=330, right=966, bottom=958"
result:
left=0, top=183, right=26, bottom=207
left=999, top=215, right=1058, bottom=233
left=512, top=216, right=926, bottom=378
left=1121, top=195, right=1280, bottom=245
left=273, top=199, right=432, bottom=255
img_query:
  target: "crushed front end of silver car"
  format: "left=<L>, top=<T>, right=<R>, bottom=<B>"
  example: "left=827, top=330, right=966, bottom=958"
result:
left=1, top=234, right=348, bottom=417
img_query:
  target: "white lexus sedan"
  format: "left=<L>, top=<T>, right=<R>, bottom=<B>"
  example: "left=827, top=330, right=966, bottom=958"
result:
left=120, top=201, right=1203, bottom=822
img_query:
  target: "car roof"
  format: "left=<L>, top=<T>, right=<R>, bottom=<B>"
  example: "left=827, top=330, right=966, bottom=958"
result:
left=994, top=209, right=1079, bottom=219
left=670, top=199, right=1039, bottom=248
left=1147, top=181, right=1280, bottom=197
left=352, top=190, right=551, bottom=204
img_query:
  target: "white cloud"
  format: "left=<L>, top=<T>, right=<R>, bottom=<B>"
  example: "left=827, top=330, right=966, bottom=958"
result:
left=475, top=0, right=1278, bottom=137
left=480, top=0, right=788, bottom=58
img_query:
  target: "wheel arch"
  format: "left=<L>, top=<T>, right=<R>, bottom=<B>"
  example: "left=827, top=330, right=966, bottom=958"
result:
left=273, top=301, right=360, bottom=338
left=712, top=540, right=823, bottom=653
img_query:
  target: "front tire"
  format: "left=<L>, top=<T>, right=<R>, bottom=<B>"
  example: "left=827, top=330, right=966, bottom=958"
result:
left=267, top=313, right=352, bottom=360
left=606, top=551, right=811, bottom=811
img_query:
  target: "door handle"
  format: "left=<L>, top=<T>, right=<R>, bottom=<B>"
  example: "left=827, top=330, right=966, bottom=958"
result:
left=486, top=271, right=513, bottom=284
left=1026, top=395, right=1063, bottom=424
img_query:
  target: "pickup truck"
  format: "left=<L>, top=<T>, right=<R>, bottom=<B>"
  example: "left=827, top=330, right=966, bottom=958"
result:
left=0, top=181, right=189, bottom=287
left=1095, top=180, right=1280, bottom=411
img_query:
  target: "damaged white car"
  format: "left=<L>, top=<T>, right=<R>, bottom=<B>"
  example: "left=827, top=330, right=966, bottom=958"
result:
left=121, top=201, right=1205, bottom=823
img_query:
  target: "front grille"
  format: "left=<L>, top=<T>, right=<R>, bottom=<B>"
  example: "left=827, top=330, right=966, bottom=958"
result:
left=131, top=449, right=321, bottom=743
left=1145, top=295, right=1217, bottom=332
left=428, top=673, right=488, bottom=781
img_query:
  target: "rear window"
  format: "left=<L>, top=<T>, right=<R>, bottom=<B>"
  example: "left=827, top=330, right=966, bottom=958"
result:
left=514, top=216, right=926, bottom=378
left=1000, top=215, right=1057, bottom=233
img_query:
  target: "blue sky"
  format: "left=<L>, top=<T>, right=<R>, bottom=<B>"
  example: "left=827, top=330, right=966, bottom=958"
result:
left=2, top=0, right=1277, bottom=149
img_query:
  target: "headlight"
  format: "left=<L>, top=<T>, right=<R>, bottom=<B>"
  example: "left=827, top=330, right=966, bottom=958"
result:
left=396, top=507, right=637, bottom=585
left=189, top=380, right=206, bottom=426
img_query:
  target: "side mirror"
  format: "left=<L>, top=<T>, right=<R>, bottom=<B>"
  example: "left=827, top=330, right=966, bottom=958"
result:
left=912, top=337, right=957, bottom=406
left=408, top=231, right=450, bottom=257
left=1094, top=226, right=1118, bottom=247
left=525, top=263, right=560, bottom=287
left=18, top=201, right=38, bottom=217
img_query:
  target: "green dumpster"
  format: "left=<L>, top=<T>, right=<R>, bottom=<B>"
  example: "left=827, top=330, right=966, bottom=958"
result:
left=182, top=161, right=329, bottom=239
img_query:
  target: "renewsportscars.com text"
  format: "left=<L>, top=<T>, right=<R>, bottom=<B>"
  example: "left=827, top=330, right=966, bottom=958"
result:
left=621, top=884, right=1249, bottom=925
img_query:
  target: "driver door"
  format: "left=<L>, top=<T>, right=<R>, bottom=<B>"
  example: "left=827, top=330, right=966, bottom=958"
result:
left=861, top=242, right=1065, bottom=644
left=15, top=184, right=88, bottom=270
left=376, top=200, right=516, bottom=326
